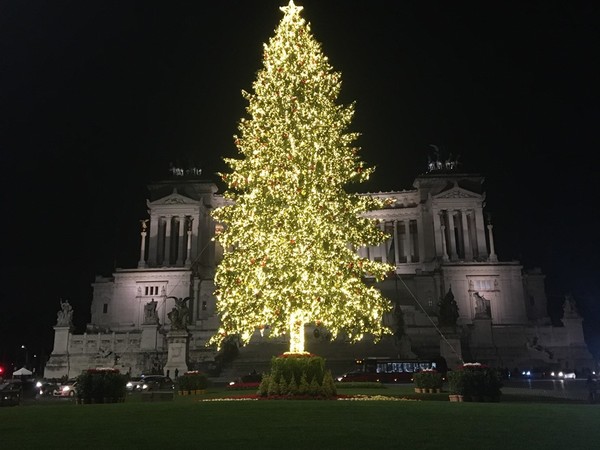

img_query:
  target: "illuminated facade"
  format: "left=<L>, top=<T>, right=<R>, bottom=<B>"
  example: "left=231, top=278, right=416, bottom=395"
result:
left=45, top=165, right=594, bottom=378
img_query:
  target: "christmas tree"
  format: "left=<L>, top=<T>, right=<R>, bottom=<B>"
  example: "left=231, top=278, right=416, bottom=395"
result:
left=210, top=1, right=393, bottom=354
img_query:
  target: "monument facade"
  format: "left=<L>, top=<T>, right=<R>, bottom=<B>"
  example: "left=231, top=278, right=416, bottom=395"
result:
left=45, top=162, right=595, bottom=379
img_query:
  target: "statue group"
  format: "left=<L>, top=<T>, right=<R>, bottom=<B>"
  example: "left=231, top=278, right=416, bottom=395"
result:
left=167, top=297, right=190, bottom=330
left=56, top=299, right=73, bottom=326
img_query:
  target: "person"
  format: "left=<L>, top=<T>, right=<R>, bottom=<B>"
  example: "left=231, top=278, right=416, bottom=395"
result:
left=586, top=374, right=597, bottom=404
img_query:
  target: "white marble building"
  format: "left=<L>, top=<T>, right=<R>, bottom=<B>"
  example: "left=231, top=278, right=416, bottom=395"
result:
left=45, top=163, right=595, bottom=379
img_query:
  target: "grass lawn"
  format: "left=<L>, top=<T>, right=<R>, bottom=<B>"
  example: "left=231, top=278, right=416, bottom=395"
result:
left=2, top=385, right=598, bottom=450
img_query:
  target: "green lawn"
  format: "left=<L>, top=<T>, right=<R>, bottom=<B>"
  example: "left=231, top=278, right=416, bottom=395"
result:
left=2, top=386, right=598, bottom=450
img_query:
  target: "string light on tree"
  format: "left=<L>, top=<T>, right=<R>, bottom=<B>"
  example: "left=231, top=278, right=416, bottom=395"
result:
left=209, top=1, right=393, bottom=354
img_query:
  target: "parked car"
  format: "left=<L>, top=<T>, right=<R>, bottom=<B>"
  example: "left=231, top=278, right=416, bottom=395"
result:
left=126, top=377, right=144, bottom=391
left=550, top=370, right=577, bottom=379
left=53, top=380, right=78, bottom=397
left=5, top=379, right=38, bottom=399
left=520, top=368, right=550, bottom=379
left=36, top=379, right=60, bottom=397
left=228, top=372, right=262, bottom=389
left=0, top=382, right=21, bottom=406
left=140, top=375, right=174, bottom=391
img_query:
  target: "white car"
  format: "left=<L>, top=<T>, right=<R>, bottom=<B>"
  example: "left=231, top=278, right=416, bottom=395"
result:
left=550, top=370, right=576, bottom=379
left=53, top=380, right=78, bottom=397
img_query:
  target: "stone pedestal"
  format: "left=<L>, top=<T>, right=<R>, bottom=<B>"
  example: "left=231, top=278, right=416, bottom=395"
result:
left=440, top=331, right=463, bottom=370
left=563, top=317, right=586, bottom=345
left=44, top=326, right=72, bottom=379
left=141, top=324, right=160, bottom=351
left=471, top=318, right=493, bottom=346
left=164, top=330, right=190, bottom=378
left=52, top=326, right=71, bottom=354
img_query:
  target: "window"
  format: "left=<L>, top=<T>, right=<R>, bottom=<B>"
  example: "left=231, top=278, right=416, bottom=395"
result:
left=103, top=304, right=108, bottom=314
left=473, top=279, right=493, bottom=291
left=142, top=285, right=162, bottom=296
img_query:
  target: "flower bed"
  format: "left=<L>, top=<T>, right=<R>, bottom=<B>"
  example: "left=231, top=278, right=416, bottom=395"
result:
left=199, top=394, right=418, bottom=402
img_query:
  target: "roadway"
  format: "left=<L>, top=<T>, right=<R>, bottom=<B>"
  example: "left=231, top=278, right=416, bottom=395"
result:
left=502, top=378, right=590, bottom=401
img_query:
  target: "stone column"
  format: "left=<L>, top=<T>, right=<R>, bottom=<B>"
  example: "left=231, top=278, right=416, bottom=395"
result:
left=138, top=230, right=147, bottom=268
left=176, top=216, right=185, bottom=266
left=416, top=216, right=425, bottom=263
left=433, top=210, right=443, bottom=258
left=185, top=227, right=192, bottom=267
left=440, top=224, right=449, bottom=262
left=448, top=210, right=458, bottom=260
left=393, top=220, right=400, bottom=266
left=404, top=220, right=412, bottom=263
left=474, top=210, right=488, bottom=259
left=163, top=216, right=172, bottom=266
left=148, top=215, right=159, bottom=266
left=461, top=209, right=473, bottom=261
left=487, top=223, right=498, bottom=262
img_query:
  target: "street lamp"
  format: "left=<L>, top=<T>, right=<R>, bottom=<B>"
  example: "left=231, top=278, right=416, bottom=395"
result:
left=20, top=345, right=29, bottom=369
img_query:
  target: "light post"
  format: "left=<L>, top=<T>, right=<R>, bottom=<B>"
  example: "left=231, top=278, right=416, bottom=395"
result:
left=20, top=345, right=29, bottom=369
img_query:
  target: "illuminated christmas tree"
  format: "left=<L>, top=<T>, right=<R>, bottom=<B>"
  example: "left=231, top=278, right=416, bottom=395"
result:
left=210, top=1, right=393, bottom=354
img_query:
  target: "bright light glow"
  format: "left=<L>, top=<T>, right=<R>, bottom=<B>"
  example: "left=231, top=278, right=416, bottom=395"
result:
left=289, top=310, right=305, bottom=353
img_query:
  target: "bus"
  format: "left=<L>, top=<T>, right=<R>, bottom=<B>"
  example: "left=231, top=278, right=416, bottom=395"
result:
left=336, top=357, right=442, bottom=383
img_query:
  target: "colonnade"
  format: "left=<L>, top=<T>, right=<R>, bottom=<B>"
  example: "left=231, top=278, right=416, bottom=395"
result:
left=434, top=208, right=496, bottom=262
left=360, top=218, right=424, bottom=265
left=140, top=214, right=197, bottom=268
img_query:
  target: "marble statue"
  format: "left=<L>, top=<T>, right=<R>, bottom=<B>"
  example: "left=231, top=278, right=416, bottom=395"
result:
left=143, top=299, right=159, bottom=324
left=474, top=292, right=490, bottom=318
left=56, top=299, right=73, bottom=326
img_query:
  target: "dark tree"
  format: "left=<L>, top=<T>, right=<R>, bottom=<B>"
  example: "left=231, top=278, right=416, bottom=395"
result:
left=438, top=288, right=459, bottom=327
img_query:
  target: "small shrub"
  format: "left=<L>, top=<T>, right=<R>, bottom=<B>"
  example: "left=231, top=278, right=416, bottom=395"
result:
left=448, top=363, right=502, bottom=401
left=258, top=374, right=270, bottom=396
left=413, top=370, right=443, bottom=390
left=177, top=371, right=208, bottom=392
left=259, top=353, right=336, bottom=399
left=77, top=368, right=126, bottom=403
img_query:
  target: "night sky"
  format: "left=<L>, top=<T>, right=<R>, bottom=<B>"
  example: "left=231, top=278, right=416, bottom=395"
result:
left=1, top=1, right=598, bottom=371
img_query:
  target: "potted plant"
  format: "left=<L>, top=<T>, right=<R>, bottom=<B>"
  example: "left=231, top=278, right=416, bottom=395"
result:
left=413, top=369, right=443, bottom=393
left=448, top=370, right=465, bottom=401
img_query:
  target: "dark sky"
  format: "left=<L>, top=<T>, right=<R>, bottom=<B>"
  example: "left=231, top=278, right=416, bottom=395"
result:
left=1, top=1, right=598, bottom=369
